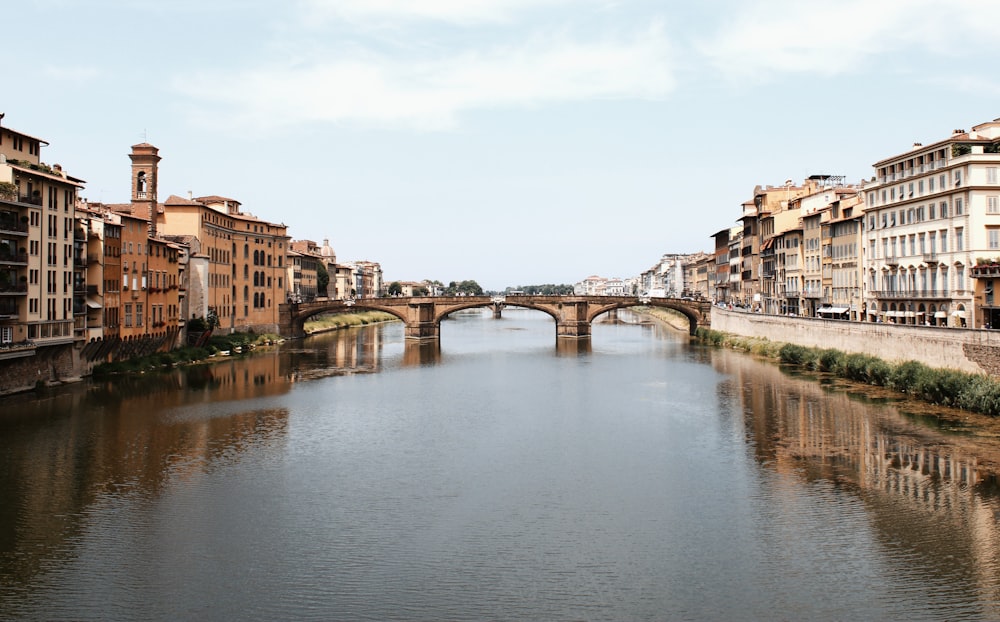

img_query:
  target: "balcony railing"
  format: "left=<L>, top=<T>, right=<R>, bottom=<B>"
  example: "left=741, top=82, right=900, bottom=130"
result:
left=0, top=220, right=28, bottom=235
left=0, top=252, right=28, bottom=265
left=923, top=253, right=940, bottom=264
left=16, top=194, right=42, bottom=206
left=971, top=264, right=1000, bottom=278
left=872, top=289, right=950, bottom=299
left=0, top=283, right=27, bottom=295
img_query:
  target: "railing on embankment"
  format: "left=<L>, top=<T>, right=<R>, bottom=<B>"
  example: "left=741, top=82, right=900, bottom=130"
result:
left=711, top=307, right=1000, bottom=376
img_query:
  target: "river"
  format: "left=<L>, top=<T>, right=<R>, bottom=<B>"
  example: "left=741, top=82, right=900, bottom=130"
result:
left=1, top=308, right=999, bottom=621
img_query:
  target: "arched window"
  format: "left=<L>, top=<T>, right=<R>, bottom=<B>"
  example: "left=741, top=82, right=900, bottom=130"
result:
left=243, top=285, right=249, bottom=302
left=244, top=244, right=249, bottom=259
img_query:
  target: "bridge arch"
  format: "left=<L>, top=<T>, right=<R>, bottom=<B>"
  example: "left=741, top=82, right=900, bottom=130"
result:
left=279, top=295, right=710, bottom=341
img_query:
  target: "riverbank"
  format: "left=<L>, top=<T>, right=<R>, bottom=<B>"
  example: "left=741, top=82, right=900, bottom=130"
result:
left=634, top=305, right=1000, bottom=418
left=86, top=312, right=399, bottom=378
left=304, top=311, right=399, bottom=334
left=693, top=325, right=1000, bottom=418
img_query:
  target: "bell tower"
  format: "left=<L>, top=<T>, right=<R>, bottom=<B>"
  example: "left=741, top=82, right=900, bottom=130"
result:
left=129, top=142, right=161, bottom=237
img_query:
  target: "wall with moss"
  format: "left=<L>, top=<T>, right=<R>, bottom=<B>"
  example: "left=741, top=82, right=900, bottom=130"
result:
left=711, top=308, right=1000, bottom=376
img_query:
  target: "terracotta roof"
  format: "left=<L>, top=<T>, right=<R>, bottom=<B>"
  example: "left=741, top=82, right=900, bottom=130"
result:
left=7, top=161, right=85, bottom=186
left=164, top=194, right=203, bottom=205
left=196, top=195, right=241, bottom=205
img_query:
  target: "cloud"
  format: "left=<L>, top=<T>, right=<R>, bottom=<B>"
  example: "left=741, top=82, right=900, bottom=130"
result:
left=697, top=0, right=1000, bottom=83
left=174, top=22, right=676, bottom=132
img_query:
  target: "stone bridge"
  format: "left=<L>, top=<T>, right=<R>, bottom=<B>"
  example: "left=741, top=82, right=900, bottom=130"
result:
left=279, top=295, right=712, bottom=341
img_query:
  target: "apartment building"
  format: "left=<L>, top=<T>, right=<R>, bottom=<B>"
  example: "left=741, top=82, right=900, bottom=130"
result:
left=863, top=119, right=1000, bottom=327
left=0, top=123, right=83, bottom=355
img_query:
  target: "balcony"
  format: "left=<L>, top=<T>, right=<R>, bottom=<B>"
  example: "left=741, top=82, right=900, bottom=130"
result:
left=971, top=264, right=1000, bottom=278
left=0, top=220, right=28, bottom=236
left=922, top=253, right=940, bottom=265
left=0, top=251, right=27, bottom=266
left=872, top=289, right=950, bottom=300
left=0, top=283, right=27, bottom=295
left=16, top=194, right=42, bottom=206
left=0, top=341, right=36, bottom=361
left=883, top=255, right=899, bottom=266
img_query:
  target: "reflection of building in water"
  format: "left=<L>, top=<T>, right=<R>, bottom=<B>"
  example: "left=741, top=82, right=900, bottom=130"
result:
left=283, top=326, right=385, bottom=380
left=0, top=356, right=292, bottom=591
left=715, top=350, right=1000, bottom=595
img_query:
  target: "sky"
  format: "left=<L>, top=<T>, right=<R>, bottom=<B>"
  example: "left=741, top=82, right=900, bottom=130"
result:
left=4, top=0, right=1000, bottom=291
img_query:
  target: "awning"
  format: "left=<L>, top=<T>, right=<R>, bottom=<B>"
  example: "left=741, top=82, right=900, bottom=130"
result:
left=817, top=306, right=849, bottom=314
left=85, top=297, right=102, bottom=309
left=934, top=311, right=947, bottom=318
left=952, top=310, right=967, bottom=318
left=904, top=311, right=916, bottom=318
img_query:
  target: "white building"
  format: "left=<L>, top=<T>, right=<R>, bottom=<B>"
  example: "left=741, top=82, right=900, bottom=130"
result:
left=863, top=118, right=1000, bottom=328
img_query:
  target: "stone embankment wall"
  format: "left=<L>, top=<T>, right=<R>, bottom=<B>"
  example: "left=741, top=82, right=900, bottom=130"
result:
left=0, top=344, right=78, bottom=395
left=711, top=308, right=1000, bottom=376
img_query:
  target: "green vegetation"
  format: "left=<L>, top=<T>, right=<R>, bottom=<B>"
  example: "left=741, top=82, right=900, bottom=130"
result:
left=305, top=310, right=397, bottom=333
left=443, top=280, right=483, bottom=296
left=92, top=331, right=282, bottom=376
left=0, top=182, right=16, bottom=201
left=695, top=327, right=1000, bottom=417
left=316, top=262, right=329, bottom=297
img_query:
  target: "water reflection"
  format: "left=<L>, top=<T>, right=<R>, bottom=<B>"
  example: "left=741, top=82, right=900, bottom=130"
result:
left=402, top=340, right=441, bottom=366
left=0, top=357, right=291, bottom=597
left=713, top=349, right=1000, bottom=613
left=283, top=325, right=387, bottom=380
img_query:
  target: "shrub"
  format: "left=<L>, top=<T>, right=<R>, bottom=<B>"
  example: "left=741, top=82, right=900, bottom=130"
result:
left=889, top=360, right=932, bottom=394
left=818, top=349, right=846, bottom=374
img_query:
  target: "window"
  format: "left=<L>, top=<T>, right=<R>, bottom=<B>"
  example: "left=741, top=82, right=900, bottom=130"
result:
left=956, top=198, right=964, bottom=215
left=940, top=201, right=948, bottom=218
left=990, top=229, right=1000, bottom=250
left=955, top=170, right=962, bottom=186
left=956, top=228, right=964, bottom=250
left=988, top=167, right=998, bottom=184
left=0, top=326, right=11, bottom=344
left=989, top=196, right=999, bottom=214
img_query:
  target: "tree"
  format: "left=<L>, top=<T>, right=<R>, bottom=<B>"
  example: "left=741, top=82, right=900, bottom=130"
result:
left=387, top=281, right=403, bottom=296
left=316, top=262, right=330, bottom=297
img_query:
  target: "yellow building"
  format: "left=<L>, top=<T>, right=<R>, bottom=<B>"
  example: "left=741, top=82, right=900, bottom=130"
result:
left=158, top=193, right=289, bottom=334
left=0, top=122, right=83, bottom=353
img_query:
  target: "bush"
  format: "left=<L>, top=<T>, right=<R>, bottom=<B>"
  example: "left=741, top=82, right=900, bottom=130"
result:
left=889, top=360, right=932, bottom=394
left=818, top=349, right=846, bottom=374
left=779, top=344, right=811, bottom=366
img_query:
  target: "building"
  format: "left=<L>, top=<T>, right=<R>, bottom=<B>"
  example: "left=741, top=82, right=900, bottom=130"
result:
left=0, top=121, right=84, bottom=373
left=863, top=119, right=1000, bottom=327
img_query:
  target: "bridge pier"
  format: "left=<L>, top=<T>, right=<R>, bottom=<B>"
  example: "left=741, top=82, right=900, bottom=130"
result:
left=404, top=301, right=440, bottom=341
left=555, top=301, right=591, bottom=339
